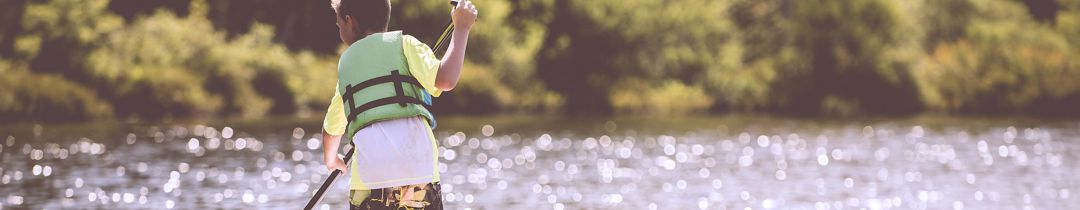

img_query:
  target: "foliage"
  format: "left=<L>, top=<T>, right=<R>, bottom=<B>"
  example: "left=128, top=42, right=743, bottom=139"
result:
left=4, top=0, right=1080, bottom=122
left=913, top=0, right=1080, bottom=115
left=85, top=4, right=338, bottom=119
left=2, top=0, right=336, bottom=121
left=611, top=79, right=713, bottom=115
left=0, top=60, right=113, bottom=121
left=536, top=0, right=739, bottom=113
left=773, top=0, right=923, bottom=115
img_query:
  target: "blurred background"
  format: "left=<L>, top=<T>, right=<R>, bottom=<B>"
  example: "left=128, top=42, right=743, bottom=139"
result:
left=2, top=0, right=1077, bottom=122
left=2, top=0, right=1080, bottom=209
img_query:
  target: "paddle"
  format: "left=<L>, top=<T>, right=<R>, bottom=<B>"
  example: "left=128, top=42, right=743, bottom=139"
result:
left=432, top=1, right=459, bottom=55
left=302, top=1, right=459, bottom=209
left=302, top=146, right=353, bottom=210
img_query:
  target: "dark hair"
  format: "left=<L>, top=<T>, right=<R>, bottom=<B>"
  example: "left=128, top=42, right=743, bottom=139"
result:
left=332, top=0, right=390, bottom=33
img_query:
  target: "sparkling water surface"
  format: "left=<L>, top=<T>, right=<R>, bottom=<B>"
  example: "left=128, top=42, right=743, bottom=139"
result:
left=1, top=116, right=1078, bottom=209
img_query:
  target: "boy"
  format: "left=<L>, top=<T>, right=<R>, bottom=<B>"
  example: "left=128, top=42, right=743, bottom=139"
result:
left=322, top=0, right=477, bottom=209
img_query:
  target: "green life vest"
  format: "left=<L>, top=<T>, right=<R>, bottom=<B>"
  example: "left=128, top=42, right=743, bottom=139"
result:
left=338, top=31, right=436, bottom=138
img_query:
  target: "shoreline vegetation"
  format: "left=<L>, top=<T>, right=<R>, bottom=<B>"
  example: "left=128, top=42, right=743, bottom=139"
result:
left=2, top=0, right=1079, bottom=122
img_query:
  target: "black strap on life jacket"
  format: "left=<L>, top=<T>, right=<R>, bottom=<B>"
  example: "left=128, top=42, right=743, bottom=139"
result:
left=341, top=70, right=433, bottom=122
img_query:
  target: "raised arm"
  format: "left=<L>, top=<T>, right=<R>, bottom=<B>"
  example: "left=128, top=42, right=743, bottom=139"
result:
left=434, top=0, right=478, bottom=91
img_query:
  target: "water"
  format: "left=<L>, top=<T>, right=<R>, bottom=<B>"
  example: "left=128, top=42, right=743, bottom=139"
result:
left=1, top=115, right=1078, bottom=209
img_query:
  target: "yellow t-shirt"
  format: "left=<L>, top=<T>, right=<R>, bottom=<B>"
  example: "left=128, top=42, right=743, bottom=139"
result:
left=323, top=35, right=442, bottom=136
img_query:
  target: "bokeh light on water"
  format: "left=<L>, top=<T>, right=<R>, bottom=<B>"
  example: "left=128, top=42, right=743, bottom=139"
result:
left=0, top=117, right=1078, bottom=209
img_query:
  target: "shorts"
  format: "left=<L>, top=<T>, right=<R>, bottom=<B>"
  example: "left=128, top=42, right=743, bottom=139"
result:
left=349, top=182, right=444, bottom=210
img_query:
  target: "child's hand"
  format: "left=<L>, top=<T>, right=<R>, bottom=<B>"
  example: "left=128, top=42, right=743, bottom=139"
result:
left=452, top=0, right=478, bottom=30
left=325, top=154, right=348, bottom=174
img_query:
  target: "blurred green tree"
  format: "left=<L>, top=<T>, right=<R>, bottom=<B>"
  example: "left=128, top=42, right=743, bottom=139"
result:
left=0, top=59, right=113, bottom=121
left=3, top=0, right=1080, bottom=122
left=770, top=0, right=923, bottom=116
left=537, top=0, right=739, bottom=114
left=914, top=0, right=1080, bottom=116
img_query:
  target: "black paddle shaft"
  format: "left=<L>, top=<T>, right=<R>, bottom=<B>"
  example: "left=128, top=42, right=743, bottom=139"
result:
left=432, top=0, right=459, bottom=56
left=302, top=148, right=353, bottom=210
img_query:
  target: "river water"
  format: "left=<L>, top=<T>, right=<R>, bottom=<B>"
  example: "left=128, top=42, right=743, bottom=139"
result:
left=0, top=115, right=1077, bottom=209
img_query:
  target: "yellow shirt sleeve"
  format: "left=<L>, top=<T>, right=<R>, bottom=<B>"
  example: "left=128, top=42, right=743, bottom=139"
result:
left=402, top=35, right=443, bottom=97
left=322, top=91, right=347, bottom=136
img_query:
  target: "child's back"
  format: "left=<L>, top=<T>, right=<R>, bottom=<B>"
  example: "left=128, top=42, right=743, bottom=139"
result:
left=331, top=30, right=441, bottom=190
left=320, top=0, right=478, bottom=209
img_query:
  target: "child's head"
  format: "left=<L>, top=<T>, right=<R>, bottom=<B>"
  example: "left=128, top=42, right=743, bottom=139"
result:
left=330, top=0, right=391, bottom=44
